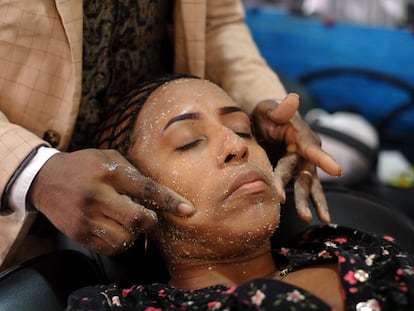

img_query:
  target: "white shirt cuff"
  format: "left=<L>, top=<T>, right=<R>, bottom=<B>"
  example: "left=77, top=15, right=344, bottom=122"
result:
left=8, top=146, right=60, bottom=213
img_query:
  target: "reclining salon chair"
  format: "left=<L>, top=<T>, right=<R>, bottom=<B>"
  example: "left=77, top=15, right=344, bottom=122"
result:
left=0, top=187, right=413, bottom=311
left=273, top=186, right=414, bottom=251
left=0, top=250, right=103, bottom=311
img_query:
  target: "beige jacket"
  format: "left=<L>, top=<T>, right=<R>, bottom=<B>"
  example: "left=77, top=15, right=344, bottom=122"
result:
left=0, top=0, right=285, bottom=265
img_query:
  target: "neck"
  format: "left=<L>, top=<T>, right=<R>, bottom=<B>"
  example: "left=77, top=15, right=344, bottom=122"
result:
left=167, top=247, right=278, bottom=290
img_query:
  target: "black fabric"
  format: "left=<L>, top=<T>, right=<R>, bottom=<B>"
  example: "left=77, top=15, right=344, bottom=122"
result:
left=66, top=225, right=414, bottom=310
left=71, top=0, right=173, bottom=151
left=1, top=190, right=414, bottom=310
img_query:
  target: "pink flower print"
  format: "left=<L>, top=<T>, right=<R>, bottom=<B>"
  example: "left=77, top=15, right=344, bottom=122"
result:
left=158, top=289, right=167, bottom=298
left=338, top=256, right=346, bottom=263
left=394, top=268, right=405, bottom=281
left=145, top=308, right=162, bottom=311
left=279, top=247, right=290, bottom=255
left=207, top=301, right=222, bottom=310
left=399, top=285, right=408, bottom=292
left=286, top=289, right=305, bottom=303
left=364, top=254, right=376, bottom=266
left=122, top=288, right=133, bottom=297
left=404, top=266, right=414, bottom=275
left=335, top=237, right=347, bottom=244
left=349, top=287, right=358, bottom=294
left=383, top=235, right=395, bottom=242
left=318, top=250, right=332, bottom=259
left=225, top=286, right=237, bottom=294
left=382, top=248, right=390, bottom=256
left=344, top=271, right=358, bottom=285
left=111, top=296, right=122, bottom=307
left=251, top=289, right=266, bottom=306
left=324, top=241, right=337, bottom=248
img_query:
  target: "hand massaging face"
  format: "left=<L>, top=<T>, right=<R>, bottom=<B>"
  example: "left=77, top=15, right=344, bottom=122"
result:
left=126, top=77, right=281, bottom=263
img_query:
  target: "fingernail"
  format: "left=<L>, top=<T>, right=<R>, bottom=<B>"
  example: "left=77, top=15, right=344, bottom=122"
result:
left=288, top=93, right=300, bottom=98
left=278, top=191, right=286, bottom=204
left=303, top=208, right=312, bottom=219
left=177, top=203, right=195, bottom=216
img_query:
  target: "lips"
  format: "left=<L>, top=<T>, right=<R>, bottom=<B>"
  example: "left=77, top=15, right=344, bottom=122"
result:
left=225, top=170, right=270, bottom=200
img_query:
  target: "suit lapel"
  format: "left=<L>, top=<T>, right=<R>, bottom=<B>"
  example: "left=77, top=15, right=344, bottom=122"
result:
left=54, top=0, right=83, bottom=118
left=178, top=0, right=206, bottom=76
left=55, top=0, right=83, bottom=63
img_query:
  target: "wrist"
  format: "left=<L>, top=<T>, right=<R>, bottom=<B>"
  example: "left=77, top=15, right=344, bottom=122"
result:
left=7, top=146, right=60, bottom=213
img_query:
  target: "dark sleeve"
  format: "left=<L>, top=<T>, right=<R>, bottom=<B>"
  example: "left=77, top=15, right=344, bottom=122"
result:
left=66, top=283, right=177, bottom=311
left=280, top=224, right=414, bottom=310
left=66, top=284, right=135, bottom=311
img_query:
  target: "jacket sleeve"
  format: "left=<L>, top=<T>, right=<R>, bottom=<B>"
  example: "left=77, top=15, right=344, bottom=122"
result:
left=0, top=111, right=45, bottom=267
left=0, top=0, right=82, bottom=268
left=205, top=0, right=287, bottom=114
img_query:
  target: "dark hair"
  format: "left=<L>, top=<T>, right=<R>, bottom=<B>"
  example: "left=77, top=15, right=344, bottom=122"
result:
left=95, top=73, right=199, bottom=154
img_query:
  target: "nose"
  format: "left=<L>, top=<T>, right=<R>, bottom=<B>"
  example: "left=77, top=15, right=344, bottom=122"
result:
left=217, top=129, right=249, bottom=166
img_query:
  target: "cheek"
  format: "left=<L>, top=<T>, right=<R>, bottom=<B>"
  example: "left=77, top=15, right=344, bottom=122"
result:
left=250, top=146, right=274, bottom=175
left=156, top=159, right=210, bottom=204
left=134, top=142, right=214, bottom=208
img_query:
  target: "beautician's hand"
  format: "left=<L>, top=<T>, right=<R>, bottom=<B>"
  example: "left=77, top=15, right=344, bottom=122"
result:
left=251, top=94, right=342, bottom=223
left=28, top=149, right=194, bottom=255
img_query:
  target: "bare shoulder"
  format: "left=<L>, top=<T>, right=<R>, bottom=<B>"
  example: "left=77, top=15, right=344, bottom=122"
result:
left=280, top=263, right=344, bottom=311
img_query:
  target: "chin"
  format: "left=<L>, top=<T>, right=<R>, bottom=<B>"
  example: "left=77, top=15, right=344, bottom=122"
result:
left=157, top=195, right=280, bottom=260
left=224, top=203, right=280, bottom=246
left=214, top=227, right=276, bottom=259
left=233, top=192, right=280, bottom=221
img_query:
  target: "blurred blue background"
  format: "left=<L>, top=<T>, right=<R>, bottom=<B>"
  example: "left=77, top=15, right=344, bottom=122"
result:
left=243, top=1, right=414, bottom=220
left=244, top=4, right=414, bottom=145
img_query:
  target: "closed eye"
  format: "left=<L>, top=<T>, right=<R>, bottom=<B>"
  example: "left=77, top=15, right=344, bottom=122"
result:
left=176, top=139, right=203, bottom=151
left=236, top=132, right=252, bottom=139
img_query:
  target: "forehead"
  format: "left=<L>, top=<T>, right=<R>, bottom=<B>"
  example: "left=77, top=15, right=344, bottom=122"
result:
left=154, top=78, right=228, bottom=98
left=154, top=78, right=233, bottom=109
left=137, top=78, right=235, bottom=123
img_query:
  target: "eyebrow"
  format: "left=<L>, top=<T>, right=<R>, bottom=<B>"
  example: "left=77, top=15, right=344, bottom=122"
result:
left=162, top=112, right=200, bottom=133
left=162, top=106, right=244, bottom=133
left=219, top=106, right=243, bottom=115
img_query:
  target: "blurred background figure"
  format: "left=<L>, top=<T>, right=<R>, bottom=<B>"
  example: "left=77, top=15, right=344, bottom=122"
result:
left=302, top=0, right=409, bottom=28
left=245, top=0, right=414, bottom=28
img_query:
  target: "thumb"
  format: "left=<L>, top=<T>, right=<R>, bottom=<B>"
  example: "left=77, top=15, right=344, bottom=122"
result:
left=114, top=165, right=195, bottom=217
left=268, top=93, right=300, bottom=123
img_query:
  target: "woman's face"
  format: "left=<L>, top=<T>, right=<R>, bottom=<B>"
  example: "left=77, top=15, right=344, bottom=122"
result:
left=128, top=78, right=280, bottom=262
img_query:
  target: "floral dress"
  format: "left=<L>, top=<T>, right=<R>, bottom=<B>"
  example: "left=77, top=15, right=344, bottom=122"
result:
left=66, top=224, right=414, bottom=311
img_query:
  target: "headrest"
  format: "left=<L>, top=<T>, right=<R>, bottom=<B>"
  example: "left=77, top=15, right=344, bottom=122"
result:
left=305, top=109, right=379, bottom=185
